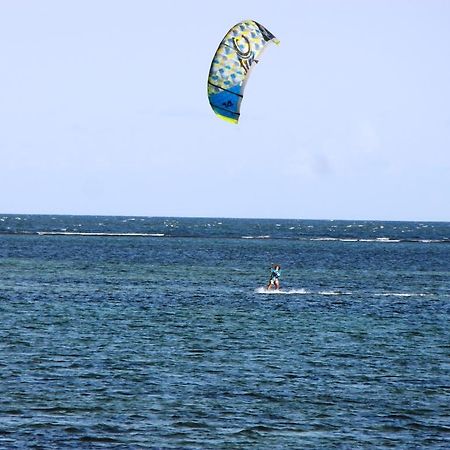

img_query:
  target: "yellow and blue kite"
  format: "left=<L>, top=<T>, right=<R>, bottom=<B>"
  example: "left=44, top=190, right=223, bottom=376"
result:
left=207, top=20, right=279, bottom=124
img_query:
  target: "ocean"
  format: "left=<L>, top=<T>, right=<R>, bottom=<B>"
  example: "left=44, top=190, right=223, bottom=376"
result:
left=0, top=215, right=449, bottom=449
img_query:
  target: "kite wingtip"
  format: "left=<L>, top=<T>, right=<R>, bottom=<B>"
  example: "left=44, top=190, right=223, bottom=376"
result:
left=216, top=113, right=239, bottom=124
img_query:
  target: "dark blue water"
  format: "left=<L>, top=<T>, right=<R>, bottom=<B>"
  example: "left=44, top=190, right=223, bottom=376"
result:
left=1, top=215, right=449, bottom=449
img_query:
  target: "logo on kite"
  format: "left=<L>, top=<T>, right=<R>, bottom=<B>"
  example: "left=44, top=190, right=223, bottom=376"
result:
left=232, top=35, right=253, bottom=73
left=207, top=20, right=279, bottom=124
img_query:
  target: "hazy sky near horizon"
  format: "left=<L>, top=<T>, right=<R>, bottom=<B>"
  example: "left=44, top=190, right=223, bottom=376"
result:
left=1, top=0, right=449, bottom=221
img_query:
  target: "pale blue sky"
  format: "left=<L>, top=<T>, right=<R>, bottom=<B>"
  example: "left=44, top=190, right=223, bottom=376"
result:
left=1, top=0, right=449, bottom=220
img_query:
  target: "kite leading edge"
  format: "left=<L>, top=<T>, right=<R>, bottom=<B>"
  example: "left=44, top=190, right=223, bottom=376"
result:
left=207, top=20, right=279, bottom=124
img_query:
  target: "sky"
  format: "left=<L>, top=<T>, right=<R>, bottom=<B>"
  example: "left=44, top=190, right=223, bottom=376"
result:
left=1, top=0, right=449, bottom=221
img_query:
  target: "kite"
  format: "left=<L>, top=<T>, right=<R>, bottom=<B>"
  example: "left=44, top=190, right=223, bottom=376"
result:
left=207, top=20, right=279, bottom=123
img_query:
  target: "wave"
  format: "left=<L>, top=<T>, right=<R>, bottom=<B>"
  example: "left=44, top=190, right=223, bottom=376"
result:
left=240, top=235, right=448, bottom=243
left=0, top=230, right=448, bottom=244
left=375, top=292, right=435, bottom=297
left=309, top=237, right=447, bottom=244
left=36, top=232, right=165, bottom=237
left=310, top=237, right=400, bottom=243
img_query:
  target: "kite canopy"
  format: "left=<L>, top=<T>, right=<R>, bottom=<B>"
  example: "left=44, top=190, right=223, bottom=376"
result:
left=207, top=20, right=279, bottom=124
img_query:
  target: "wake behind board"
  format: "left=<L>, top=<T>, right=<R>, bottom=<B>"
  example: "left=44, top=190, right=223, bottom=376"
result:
left=256, top=287, right=308, bottom=295
left=256, top=287, right=353, bottom=296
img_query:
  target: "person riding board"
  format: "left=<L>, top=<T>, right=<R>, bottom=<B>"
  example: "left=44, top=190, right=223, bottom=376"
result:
left=267, top=264, right=281, bottom=290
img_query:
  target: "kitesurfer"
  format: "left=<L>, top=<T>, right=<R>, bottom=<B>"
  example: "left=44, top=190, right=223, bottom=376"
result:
left=267, top=264, right=281, bottom=290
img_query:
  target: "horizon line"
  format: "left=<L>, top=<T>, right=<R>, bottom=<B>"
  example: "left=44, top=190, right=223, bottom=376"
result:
left=1, top=211, right=449, bottom=224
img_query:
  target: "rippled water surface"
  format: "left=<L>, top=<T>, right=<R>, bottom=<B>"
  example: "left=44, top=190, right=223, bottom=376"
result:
left=1, top=216, right=449, bottom=448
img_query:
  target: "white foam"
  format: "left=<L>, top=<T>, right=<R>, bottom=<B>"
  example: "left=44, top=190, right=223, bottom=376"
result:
left=318, top=291, right=353, bottom=296
left=375, top=292, right=431, bottom=297
left=311, top=237, right=338, bottom=241
left=376, top=237, right=400, bottom=243
left=255, top=288, right=352, bottom=296
left=37, top=232, right=165, bottom=237
left=255, top=287, right=309, bottom=295
left=256, top=288, right=436, bottom=298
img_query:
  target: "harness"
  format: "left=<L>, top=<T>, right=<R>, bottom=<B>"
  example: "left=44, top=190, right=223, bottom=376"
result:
left=270, top=268, right=280, bottom=280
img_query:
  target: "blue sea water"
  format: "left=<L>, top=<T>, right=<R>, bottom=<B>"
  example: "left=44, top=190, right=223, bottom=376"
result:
left=0, top=215, right=449, bottom=449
